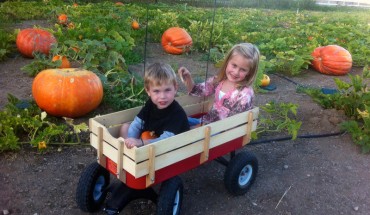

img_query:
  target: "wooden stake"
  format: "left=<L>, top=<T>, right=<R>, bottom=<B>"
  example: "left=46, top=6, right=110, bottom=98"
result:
left=117, top=138, right=126, bottom=183
left=97, top=127, right=106, bottom=168
left=200, top=126, right=211, bottom=164
left=146, top=145, right=155, bottom=187
left=243, top=112, right=254, bottom=146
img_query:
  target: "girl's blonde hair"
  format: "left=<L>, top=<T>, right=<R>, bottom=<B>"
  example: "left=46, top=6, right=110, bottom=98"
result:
left=215, top=43, right=260, bottom=88
left=144, top=62, right=177, bottom=89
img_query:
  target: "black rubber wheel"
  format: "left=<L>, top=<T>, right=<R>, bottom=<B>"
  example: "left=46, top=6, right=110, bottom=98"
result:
left=156, top=176, right=183, bottom=215
left=76, top=162, right=110, bottom=212
left=224, top=151, right=258, bottom=196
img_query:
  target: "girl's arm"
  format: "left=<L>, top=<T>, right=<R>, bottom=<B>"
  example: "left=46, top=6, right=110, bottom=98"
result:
left=189, top=76, right=217, bottom=97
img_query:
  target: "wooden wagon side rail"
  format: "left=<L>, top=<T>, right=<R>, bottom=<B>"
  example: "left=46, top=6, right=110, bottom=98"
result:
left=90, top=110, right=258, bottom=174
left=88, top=95, right=258, bottom=188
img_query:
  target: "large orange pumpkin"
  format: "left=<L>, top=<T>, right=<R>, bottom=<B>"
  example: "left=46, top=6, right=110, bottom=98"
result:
left=161, top=27, right=192, bottom=55
left=311, top=45, right=352, bottom=75
left=32, top=68, right=103, bottom=118
left=16, top=28, right=57, bottom=58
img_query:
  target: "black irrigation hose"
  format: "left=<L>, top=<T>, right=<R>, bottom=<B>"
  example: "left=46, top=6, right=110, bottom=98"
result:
left=249, top=131, right=346, bottom=145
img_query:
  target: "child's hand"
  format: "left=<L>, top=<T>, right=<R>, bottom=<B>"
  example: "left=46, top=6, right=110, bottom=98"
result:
left=124, top=137, right=142, bottom=149
left=178, top=67, right=188, bottom=83
left=178, top=67, right=194, bottom=92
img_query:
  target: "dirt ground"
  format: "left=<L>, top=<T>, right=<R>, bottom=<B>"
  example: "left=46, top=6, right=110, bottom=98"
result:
left=1, top=21, right=370, bottom=215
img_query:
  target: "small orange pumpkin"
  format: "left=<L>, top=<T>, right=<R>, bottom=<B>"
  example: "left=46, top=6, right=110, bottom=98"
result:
left=141, top=131, right=157, bottom=140
left=72, top=3, right=78, bottom=7
left=115, top=2, right=124, bottom=6
left=32, top=68, right=103, bottom=118
left=52, top=55, right=71, bottom=68
left=311, top=45, right=352, bottom=76
left=161, top=27, right=192, bottom=55
left=16, top=28, right=57, bottom=58
left=260, top=74, right=270, bottom=87
left=58, top=14, right=68, bottom=25
left=131, top=20, right=140, bottom=30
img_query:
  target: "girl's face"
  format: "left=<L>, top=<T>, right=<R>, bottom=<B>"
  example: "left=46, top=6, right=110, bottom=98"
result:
left=225, top=54, right=250, bottom=84
left=146, top=81, right=177, bottom=109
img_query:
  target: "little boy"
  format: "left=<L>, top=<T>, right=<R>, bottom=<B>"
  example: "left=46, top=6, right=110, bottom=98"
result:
left=120, top=62, right=190, bottom=149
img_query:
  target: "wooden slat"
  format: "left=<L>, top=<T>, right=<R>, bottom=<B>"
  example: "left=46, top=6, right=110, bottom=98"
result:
left=91, top=107, right=258, bottom=164
left=132, top=121, right=258, bottom=178
left=132, top=107, right=259, bottom=162
left=91, top=120, right=257, bottom=178
left=93, top=106, right=141, bottom=127
left=200, top=126, right=211, bottom=164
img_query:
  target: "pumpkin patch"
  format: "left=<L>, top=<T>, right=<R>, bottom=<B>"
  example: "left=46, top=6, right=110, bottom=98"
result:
left=161, top=27, right=192, bottom=55
left=16, top=28, right=57, bottom=58
left=32, top=68, right=103, bottom=118
left=311, top=45, right=352, bottom=75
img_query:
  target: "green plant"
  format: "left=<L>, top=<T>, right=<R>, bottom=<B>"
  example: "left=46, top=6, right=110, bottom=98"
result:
left=304, top=66, right=369, bottom=119
left=304, top=66, right=369, bottom=152
left=0, top=94, right=88, bottom=153
left=341, top=105, right=370, bottom=153
left=101, top=70, right=148, bottom=111
left=253, top=101, right=302, bottom=140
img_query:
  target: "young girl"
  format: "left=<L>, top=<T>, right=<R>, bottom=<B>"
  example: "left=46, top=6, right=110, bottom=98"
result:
left=120, top=62, right=190, bottom=149
left=178, top=43, right=260, bottom=125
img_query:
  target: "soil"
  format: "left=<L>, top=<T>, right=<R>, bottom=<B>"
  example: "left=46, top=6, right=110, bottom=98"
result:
left=1, top=21, right=370, bottom=215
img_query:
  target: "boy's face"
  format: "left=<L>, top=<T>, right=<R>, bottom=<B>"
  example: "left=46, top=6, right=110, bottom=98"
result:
left=146, top=81, right=177, bottom=109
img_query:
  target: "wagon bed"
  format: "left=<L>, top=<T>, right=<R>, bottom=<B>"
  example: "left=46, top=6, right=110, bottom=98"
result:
left=89, top=95, right=259, bottom=190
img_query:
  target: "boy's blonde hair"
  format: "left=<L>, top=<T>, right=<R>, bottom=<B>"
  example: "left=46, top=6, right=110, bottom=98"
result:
left=215, top=43, right=260, bottom=88
left=144, top=62, right=177, bottom=89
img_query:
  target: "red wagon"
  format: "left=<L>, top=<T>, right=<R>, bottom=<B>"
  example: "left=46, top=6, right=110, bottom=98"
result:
left=76, top=95, right=259, bottom=214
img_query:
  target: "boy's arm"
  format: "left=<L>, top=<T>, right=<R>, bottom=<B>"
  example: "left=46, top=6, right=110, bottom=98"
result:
left=127, top=116, right=143, bottom=138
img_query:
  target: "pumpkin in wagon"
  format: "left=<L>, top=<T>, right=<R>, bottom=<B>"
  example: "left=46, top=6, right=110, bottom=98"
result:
left=311, top=45, right=352, bottom=76
left=141, top=131, right=157, bottom=140
left=32, top=68, right=103, bottom=118
left=16, top=28, right=57, bottom=58
left=161, top=27, right=192, bottom=55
